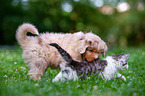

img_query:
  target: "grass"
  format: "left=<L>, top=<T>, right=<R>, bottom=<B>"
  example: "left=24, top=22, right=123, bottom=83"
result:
left=0, top=46, right=145, bottom=96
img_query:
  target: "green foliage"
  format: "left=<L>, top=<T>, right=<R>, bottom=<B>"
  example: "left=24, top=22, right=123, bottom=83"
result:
left=0, top=0, right=145, bottom=46
left=0, top=47, right=145, bottom=96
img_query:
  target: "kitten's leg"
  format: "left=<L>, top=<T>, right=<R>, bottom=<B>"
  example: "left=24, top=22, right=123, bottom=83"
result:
left=53, top=67, right=78, bottom=82
left=116, top=73, right=126, bottom=81
left=52, top=71, right=64, bottom=82
left=52, top=62, right=70, bottom=82
left=99, top=72, right=111, bottom=80
left=52, top=68, right=71, bottom=82
left=59, top=61, right=68, bottom=70
left=52, top=61, right=68, bottom=82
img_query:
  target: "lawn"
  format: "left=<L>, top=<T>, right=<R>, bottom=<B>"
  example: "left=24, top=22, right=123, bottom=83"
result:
left=0, top=46, right=145, bottom=96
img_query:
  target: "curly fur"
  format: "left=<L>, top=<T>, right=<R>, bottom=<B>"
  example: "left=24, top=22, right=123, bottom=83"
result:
left=16, top=23, right=108, bottom=80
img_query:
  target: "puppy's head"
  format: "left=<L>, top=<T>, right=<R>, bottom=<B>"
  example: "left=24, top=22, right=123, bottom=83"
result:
left=80, top=32, right=108, bottom=62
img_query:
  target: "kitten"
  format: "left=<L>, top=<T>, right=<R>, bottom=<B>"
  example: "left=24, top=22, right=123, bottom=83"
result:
left=49, top=43, right=130, bottom=82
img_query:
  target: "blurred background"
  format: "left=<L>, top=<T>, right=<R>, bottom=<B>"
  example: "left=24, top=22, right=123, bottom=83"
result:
left=0, top=0, right=145, bottom=47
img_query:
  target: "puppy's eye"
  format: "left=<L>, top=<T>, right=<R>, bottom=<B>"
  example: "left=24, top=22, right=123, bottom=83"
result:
left=89, top=50, right=93, bottom=52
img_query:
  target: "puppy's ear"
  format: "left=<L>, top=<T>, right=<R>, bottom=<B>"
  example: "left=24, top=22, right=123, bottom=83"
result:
left=102, top=44, right=108, bottom=57
left=97, top=41, right=108, bottom=57
left=80, top=40, right=93, bottom=54
left=80, top=45, right=89, bottom=54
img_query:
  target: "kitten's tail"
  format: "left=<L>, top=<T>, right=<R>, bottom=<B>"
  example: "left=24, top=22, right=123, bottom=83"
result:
left=49, top=43, right=73, bottom=63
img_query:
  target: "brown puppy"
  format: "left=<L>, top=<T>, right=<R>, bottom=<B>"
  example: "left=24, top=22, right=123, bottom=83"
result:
left=16, top=23, right=108, bottom=80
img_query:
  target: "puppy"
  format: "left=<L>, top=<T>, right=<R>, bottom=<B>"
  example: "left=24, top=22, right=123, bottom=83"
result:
left=16, top=23, right=108, bottom=80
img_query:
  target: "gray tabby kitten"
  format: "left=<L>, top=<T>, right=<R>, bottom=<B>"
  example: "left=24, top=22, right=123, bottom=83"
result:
left=49, top=43, right=130, bottom=82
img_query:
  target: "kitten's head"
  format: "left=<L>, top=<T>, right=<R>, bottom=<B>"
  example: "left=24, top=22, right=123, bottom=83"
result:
left=112, top=53, right=130, bottom=70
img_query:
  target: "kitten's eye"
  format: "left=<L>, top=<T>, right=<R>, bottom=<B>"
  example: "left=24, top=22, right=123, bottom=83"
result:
left=123, top=63, right=127, bottom=66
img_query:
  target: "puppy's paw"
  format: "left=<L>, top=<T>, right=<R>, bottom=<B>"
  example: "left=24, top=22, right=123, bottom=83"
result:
left=29, top=73, right=43, bottom=81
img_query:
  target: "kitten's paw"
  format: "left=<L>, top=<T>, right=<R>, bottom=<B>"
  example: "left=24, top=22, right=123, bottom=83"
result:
left=52, top=78, right=58, bottom=82
left=121, top=76, right=126, bottom=81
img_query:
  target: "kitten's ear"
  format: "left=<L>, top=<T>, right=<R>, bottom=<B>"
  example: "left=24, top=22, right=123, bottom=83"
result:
left=123, top=54, right=130, bottom=59
left=125, top=54, right=130, bottom=57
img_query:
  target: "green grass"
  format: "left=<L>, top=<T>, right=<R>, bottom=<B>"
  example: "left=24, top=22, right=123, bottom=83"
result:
left=0, top=46, right=145, bottom=96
